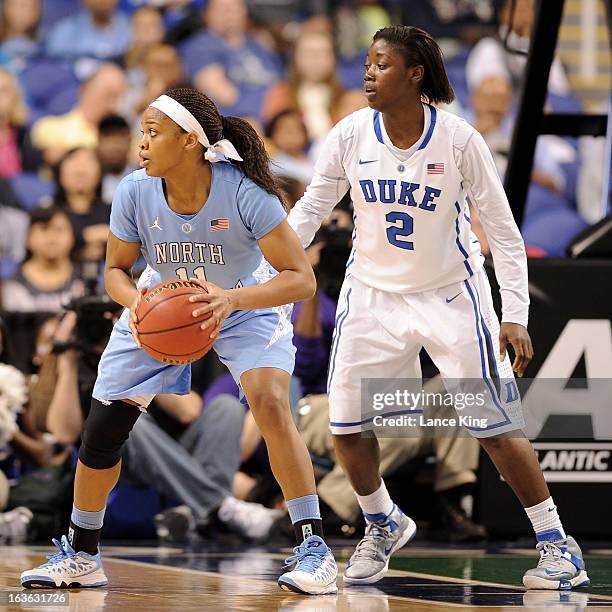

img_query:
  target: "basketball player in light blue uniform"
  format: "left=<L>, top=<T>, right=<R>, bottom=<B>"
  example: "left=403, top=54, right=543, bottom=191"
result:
left=289, top=27, right=589, bottom=591
left=93, top=157, right=295, bottom=405
left=22, top=88, right=338, bottom=595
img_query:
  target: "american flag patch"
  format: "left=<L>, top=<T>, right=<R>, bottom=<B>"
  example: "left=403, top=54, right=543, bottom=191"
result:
left=210, top=218, right=230, bottom=231
left=427, top=163, right=444, bottom=175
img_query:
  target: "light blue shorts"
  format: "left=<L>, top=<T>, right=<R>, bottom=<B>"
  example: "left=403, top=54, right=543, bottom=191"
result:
left=92, top=305, right=295, bottom=406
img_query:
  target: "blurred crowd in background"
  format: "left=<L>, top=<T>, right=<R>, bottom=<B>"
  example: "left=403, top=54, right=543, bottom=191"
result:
left=0, top=0, right=609, bottom=546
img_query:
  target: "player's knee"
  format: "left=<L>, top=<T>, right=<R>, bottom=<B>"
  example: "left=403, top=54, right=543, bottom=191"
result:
left=78, top=398, right=142, bottom=470
left=248, top=390, right=291, bottom=433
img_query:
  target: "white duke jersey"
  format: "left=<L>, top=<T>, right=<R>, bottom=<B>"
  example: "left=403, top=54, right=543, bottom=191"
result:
left=289, top=104, right=529, bottom=327
left=110, top=164, right=286, bottom=291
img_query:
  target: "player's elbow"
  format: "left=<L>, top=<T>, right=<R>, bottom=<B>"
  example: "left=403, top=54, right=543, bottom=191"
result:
left=300, top=266, right=317, bottom=300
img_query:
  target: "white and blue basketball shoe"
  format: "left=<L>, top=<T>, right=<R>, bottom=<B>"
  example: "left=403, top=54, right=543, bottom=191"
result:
left=21, top=535, right=108, bottom=588
left=344, top=505, right=416, bottom=585
left=523, top=532, right=590, bottom=590
left=278, top=535, right=338, bottom=595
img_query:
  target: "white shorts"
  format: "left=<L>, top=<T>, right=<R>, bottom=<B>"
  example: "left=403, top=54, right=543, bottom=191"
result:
left=327, top=269, right=524, bottom=437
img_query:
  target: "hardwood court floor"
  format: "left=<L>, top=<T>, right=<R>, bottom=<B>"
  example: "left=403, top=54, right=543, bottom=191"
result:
left=1, top=541, right=612, bottom=611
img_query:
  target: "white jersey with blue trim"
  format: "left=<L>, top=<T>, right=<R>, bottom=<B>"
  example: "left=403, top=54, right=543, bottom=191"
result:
left=289, top=104, right=529, bottom=328
left=110, top=163, right=286, bottom=292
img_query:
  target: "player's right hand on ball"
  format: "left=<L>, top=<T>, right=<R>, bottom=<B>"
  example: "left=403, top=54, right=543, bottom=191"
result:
left=129, top=287, right=148, bottom=348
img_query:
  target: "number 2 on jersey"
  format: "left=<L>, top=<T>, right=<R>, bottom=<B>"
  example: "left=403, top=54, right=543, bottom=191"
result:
left=385, top=211, right=414, bottom=250
left=176, top=266, right=207, bottom=281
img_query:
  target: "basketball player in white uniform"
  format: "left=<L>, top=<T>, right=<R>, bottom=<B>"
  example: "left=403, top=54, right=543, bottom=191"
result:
left=288, top=26, right=589, bottom=591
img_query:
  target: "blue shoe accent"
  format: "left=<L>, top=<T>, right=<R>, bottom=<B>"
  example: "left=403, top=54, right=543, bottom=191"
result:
left=566, top=551, right=585, bottom=571
left=363, top=511, right=389, bottom=523
left=536, top=529, right=565, bottom=542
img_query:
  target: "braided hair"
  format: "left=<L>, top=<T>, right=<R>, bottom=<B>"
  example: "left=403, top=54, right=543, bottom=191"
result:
left=165, top=87, right=285, bottom=207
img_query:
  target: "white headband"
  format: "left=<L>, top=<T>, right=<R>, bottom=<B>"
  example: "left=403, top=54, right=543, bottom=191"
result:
left=149, top=94, right=243, bottom=163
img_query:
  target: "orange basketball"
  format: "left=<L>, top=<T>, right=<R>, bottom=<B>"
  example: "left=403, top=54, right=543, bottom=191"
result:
left=135, top=279, right=215, bottom=365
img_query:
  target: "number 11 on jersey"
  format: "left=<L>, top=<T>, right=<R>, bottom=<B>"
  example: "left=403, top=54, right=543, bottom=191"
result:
left=176, top=266, right=207, bottom=282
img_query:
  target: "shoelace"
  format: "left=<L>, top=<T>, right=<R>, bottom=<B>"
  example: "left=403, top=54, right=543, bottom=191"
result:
left=536, top=542, right=564, bottom=568
left=351, top=522, right=392, bottom=561
left=41, top=538, right=76, bottom=568
left=284, top=541, right=328, bottom=573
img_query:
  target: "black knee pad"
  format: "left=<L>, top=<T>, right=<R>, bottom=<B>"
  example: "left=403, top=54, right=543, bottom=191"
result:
left=78, top=398, right=142, bottom=469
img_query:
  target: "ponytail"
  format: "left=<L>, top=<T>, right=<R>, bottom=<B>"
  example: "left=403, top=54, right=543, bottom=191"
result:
left=221, top=115, right=286, bottom=208
left=165, top=87, right=286, bottom=208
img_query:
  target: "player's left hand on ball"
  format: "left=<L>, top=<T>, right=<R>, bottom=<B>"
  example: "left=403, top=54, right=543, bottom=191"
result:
left=188, top=280, right=235, bottom=339
left=499, top=322, right=533, bottom=378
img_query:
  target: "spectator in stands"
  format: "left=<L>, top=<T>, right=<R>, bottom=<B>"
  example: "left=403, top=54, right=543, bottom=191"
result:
left=123, top=6, right=165, bottom=73
left=465, top=73, right=588, bottom=256
left=53, top=148, right=110, bottom=262
left=468, top=74, right=566, bottom=191
left=1, top=207, right=83, bottom=314
left=0, top=68, right=42, bottom=178
left=266, top=110, right=313, bottom=185
left=0, top=200, right=29, bottom=280
left=97, top=115, right=136, bottom=204
left=263, top=27, right=342, bottom=140
left=308, top=88, right=367, bottom=165
left=466, top=0, right=570, bottom=99
left=31, top=64, right=127, bottom=166
left=181, top=0, right=282, bottom=120
left=0, top=0, right=41, bottom=73
left=394, top=0, right=498, bottom=43
left=45, top=0, right=131, bottom=62
left=334, top=2, right=391, bottom=88
left=127, top=44, right=185, bottom=118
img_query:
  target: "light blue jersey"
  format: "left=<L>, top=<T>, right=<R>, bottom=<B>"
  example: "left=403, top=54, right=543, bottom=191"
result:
left=110, top=164, right=285, bottom=292
left=93, top=162, right=295, bottom=405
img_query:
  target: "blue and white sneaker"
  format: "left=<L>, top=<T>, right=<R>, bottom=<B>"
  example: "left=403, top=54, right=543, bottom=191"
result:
left=21, top=536, right=108, bottom=589
left=344, top=505, right=416, bottom=585
left=523, top=533, right=590, bottom=590
left=278, top=535, right=338, bottom=595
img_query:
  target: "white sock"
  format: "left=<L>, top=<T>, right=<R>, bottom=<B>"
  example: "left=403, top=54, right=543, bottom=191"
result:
left=355, top=481, right=394, bottom=521
left=525, top=496, right=566, bottom=541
